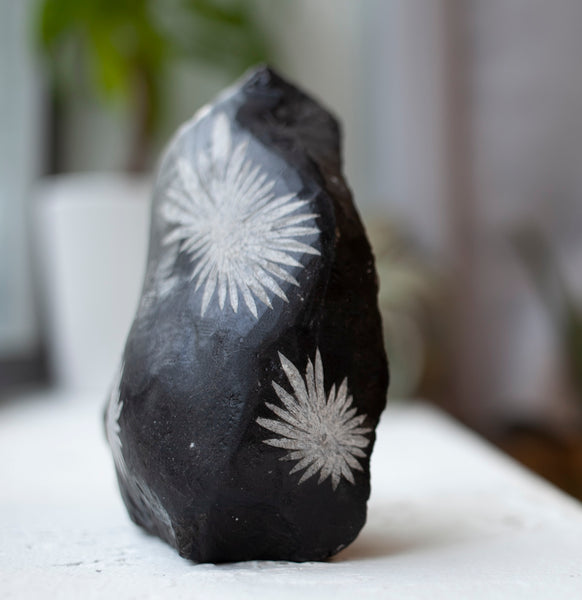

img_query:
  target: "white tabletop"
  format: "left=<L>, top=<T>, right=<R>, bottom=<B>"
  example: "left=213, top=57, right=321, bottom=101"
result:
left=1, top=392, right=581, bottom=599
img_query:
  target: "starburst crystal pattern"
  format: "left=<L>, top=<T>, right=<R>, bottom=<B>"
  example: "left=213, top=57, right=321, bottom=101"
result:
left=105, top=361, right=128, bottom=480
left=161, top=112, right=321, bottom=318
left=257, top=350, right=371, bottom=490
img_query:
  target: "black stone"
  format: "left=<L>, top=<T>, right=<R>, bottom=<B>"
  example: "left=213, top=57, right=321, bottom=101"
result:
left=105, top=66, right=389, bottom=563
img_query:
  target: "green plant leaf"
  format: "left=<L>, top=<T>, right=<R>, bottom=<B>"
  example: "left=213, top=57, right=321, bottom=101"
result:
left=34, top=0, right=273, bottom=170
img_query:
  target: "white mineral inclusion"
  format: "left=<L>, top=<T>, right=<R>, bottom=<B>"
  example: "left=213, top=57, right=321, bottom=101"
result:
left=105, top=361, right=174, bottom=536
left=105, top=361, right=127, bottom=480
left=160, top=112, right=321, bottom=318
left=257, top=350, right=371, bottom=490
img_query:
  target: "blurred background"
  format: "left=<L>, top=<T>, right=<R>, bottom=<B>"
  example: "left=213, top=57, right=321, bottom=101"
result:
left=2, top=0, right=582, bottom=499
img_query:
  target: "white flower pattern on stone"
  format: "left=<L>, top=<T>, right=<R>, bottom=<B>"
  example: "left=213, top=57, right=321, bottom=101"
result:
left=257, top=350, right=371, bottom=490
left=105, top=361, right=127, bottom=480
left=161, top=112, right=321, bottom=318
left=104, top=361, right=175, bottom=538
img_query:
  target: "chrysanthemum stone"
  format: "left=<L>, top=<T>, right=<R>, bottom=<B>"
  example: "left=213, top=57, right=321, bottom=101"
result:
left=105, top=66, right=388, bottom=563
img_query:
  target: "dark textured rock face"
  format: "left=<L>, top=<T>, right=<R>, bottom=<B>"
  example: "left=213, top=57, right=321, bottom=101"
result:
left=105, top=66, right=389, bottom=563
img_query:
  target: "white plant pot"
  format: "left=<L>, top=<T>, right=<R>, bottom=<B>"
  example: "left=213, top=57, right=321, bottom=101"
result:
left=35, top=173, right=151, bottom=392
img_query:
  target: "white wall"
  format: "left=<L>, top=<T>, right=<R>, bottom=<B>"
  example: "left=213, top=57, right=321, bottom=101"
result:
left=0, top=0, right=41, bottom=357
left=362, top=0, right=451, bottom=255
left=263, top=0, right=367, bottom=208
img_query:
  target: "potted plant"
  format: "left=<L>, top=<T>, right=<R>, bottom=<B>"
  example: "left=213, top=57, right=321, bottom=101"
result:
left=33, top=0, right=270, bottom=390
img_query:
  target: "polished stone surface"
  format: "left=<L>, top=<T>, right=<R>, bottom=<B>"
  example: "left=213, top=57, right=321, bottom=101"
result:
left=105, top=66, right=388, bottom=562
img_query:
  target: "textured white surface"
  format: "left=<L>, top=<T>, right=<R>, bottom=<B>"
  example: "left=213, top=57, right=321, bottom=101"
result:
left=1, top=394, right=581, bottom=599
